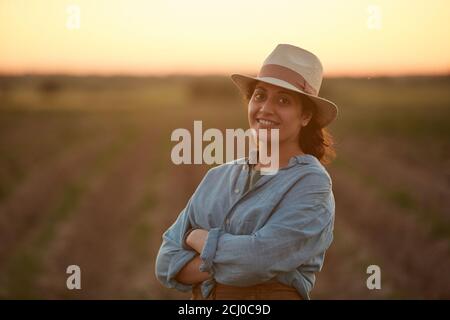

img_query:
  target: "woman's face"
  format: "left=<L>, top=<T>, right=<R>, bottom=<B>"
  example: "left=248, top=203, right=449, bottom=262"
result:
left=248, top=81, right=311, bottom=147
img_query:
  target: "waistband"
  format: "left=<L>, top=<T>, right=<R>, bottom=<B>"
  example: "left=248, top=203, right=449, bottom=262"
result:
left=191, top=279, right=303, bottom=300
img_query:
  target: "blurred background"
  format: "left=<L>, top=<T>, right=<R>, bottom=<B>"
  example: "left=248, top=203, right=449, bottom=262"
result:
left=0, top=0, right=449, bottom=299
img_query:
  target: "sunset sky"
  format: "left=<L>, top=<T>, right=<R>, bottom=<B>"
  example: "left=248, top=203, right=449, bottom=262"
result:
left=1, top=0, right=449, bottom=76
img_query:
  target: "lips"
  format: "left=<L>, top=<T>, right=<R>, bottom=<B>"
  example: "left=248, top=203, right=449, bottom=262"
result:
left=256, top=118, right=280, bottom=127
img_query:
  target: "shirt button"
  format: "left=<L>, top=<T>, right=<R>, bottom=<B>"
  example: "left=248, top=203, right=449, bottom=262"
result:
left=234, top=188, right=240, bottom=194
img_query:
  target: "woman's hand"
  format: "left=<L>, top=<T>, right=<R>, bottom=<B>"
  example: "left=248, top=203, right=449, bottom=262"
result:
left=186, top=229, right=209, bottom=254
left=175, top=255, right=211, bottom=285
left=175, top=229, right=210, bottom=285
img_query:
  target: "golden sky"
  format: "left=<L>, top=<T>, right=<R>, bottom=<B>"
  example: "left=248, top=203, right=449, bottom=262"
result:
left=1, top=0, right=449, bottom=76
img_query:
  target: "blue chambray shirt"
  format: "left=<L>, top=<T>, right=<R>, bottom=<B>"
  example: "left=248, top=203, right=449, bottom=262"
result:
left=155, top=153, right=335, bottom=300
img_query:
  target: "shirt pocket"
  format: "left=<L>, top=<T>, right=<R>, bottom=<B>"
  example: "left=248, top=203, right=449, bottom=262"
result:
left=250, top=187, right=285, bottom=207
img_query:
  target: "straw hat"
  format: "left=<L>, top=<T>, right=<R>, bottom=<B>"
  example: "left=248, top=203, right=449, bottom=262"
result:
left=231, top=44, right=338, bottom=128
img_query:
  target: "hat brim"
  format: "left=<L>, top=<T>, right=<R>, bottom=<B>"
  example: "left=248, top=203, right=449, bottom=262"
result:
left=231, top=73, right=338, bottom=128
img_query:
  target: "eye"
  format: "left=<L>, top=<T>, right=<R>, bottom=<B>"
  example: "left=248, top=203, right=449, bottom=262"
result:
left=252, top=91, right=265, bottom=102
left=279, top=96, right=291, bottom=105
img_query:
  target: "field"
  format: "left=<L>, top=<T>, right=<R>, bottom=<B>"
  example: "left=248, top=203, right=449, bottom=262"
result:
left=0, top=74, right=449, bottom=299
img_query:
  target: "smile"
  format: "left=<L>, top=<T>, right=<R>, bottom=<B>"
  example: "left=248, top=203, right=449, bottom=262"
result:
left=257, top=119, right=280, bottom=127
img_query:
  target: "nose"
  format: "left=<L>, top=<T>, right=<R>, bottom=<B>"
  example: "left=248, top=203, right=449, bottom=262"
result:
left=259, top=98, right=275, bottom=114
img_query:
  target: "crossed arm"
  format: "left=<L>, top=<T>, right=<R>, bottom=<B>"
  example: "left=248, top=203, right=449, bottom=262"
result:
left=174, top=229, right=210, bottom=284
left=168, top=174, right=334, bottom=288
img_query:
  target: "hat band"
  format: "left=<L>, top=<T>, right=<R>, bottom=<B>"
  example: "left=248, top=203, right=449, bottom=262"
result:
left=258, top=64, right=317, bottom=95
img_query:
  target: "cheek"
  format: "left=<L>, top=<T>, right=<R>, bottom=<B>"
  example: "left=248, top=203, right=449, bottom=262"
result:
left=248, top=102, right=258, bottom=120
left=279, top=109, right=302, bottom=135
left=279, top=107, right=300, bottom=125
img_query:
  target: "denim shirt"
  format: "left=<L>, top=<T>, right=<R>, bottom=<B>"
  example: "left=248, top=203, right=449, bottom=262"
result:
left=155, top=154, right=335, bottom=300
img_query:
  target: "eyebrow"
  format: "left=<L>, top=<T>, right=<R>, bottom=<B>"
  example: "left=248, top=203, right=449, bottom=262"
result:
left=255, top=86, right=295, bottom=97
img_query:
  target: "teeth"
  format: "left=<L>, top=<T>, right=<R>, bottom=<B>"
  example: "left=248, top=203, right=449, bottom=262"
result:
left=258, top=119, right=277, bottom=126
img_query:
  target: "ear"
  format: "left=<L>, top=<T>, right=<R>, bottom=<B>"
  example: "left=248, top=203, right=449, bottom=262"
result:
left=301, top=109, right=313, bottom=126
left=297, top=94, right=313, bottom=126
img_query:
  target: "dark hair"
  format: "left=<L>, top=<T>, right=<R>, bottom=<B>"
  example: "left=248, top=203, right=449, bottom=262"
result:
left=243, top=83, right=336, bottom=165
left=296, top=95, right=336, bottom=165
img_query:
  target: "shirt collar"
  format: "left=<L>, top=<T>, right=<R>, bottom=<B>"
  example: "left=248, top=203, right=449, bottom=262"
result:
left=291, top=154, right=318, bottom=165
left=244, top=151, right=317, bottom=169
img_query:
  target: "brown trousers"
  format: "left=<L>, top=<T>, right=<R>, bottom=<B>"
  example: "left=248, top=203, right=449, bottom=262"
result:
left=191, top=280, right=303, bottom=300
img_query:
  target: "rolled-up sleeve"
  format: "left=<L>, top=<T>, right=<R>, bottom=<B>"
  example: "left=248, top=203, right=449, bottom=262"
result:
left=155, top=197, right=198, bottom=292
left=200, top=172, right=335, bottom=286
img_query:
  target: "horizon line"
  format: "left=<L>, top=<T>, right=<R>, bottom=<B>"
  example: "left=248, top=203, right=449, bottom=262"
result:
left=1, top=71, right=449, bottom=79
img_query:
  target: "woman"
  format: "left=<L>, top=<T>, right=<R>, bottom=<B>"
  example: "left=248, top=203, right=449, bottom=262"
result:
left=155, top=44, right=338, bottom=300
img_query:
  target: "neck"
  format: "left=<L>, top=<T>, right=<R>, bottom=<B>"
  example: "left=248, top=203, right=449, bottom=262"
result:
left=255, top=141, right=304, bottom=170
